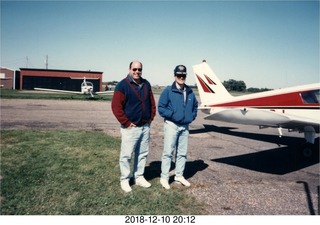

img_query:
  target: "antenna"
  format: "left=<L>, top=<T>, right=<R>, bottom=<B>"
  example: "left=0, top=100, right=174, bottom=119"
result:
left=26, top=56, right=29, bottom=68
left=45, top=55, right=48, bottom=69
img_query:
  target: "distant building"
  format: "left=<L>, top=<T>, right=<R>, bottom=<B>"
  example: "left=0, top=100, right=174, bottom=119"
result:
left=18, top=68, right=103, bottom=92
left=0, top=67, right=15, bottom=89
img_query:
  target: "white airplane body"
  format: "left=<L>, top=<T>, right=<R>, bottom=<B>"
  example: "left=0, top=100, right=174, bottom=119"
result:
left=34, top=78, right=113, bottom=97
left=193, top=61, right=320, bottom=156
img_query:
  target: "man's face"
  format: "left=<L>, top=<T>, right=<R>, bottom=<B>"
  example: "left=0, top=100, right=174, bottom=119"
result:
left=175, top=74, right=186, bottom=85
left=129, top=62, right=143, bottom=81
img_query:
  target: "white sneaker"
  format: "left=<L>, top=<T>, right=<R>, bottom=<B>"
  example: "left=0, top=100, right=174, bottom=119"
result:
left=120, top=180, right=132, bottom=193
left=135, top=176, right=151, bottom=188
left=174, top=176, right=191, bottom=187
left=160, top=178, right=170, bottom=189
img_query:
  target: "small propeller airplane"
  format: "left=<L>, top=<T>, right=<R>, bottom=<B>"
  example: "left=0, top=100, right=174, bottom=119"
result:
left=193, top=60, right=320, bottom=157
left=34, top=77, right=114, bottom=97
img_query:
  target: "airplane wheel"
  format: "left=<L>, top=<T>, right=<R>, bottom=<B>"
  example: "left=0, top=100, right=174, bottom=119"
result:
left=301, top=143, right=313, bottom=158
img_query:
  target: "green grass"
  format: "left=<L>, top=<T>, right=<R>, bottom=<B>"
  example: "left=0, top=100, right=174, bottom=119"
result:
left=0, top=88, right=247, bottom=101
left=0, top=89, right=113, bottom=101
left=0, top=130, right=205, bottom=215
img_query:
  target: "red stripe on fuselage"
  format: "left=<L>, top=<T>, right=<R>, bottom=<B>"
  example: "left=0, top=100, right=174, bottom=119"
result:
left=209, top=91, right=320, bottom=108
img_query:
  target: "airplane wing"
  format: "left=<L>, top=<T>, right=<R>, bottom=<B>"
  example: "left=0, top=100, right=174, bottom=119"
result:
left=34, top=88, right=82, bottom=95
left=204, top=107, right=320, bottom=132
left=275, top=113, right=320, bottom=132
left=94, top=91, right=114, bottom=95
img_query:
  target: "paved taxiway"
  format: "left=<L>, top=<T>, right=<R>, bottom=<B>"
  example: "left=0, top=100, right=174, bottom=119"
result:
left=1, top=97, right=319, bottom=215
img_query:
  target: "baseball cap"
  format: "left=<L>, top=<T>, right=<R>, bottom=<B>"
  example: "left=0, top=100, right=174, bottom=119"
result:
left=174, top=65, right=187, bottom=76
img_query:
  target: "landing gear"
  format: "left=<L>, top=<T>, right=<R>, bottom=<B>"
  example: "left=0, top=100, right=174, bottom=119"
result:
left=301, top=143, right=314, bottom=158
left=300, top=126, right=319, bottom=159
left=298, top=140, right=319, bottom=160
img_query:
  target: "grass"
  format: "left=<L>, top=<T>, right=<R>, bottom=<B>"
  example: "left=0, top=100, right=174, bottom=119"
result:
left=0, top=89, right=113, bottom=101
left=0, top=88, right=206, bottom=215
left=0, top=130, right=205, bottom=215
left=0, top=87, right=246, bottom=102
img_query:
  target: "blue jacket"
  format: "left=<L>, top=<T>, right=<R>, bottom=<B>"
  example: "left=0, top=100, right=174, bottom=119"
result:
left=158, top=82, right=198, bottom=125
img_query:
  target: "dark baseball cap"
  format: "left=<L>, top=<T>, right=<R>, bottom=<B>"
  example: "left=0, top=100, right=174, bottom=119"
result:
left=174, top=65, right=187, bottom=76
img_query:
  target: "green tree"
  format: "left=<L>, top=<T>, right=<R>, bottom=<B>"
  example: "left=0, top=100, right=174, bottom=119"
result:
left=223, top=79, right=246, bottom=92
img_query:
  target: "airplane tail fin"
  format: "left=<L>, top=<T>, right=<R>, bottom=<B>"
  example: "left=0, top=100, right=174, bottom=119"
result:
left=193, top=60, right=233, bottom=106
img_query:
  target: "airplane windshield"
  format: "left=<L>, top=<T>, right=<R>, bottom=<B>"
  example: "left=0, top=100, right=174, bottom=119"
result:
left=81, top=82, right=93, bottom=87
left=301, top=89, right=320, bottom=104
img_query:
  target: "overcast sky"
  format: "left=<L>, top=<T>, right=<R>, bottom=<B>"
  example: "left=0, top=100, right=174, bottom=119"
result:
left=1, top=0, right=319, bottom=89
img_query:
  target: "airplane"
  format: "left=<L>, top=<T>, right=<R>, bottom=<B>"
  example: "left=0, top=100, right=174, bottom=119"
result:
left=192, top=60, right=320, bottom=157
left=34, top=77, right=114, bottom=97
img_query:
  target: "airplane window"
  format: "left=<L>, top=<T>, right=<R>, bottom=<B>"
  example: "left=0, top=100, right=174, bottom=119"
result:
left=315, top=90, right=320, bottom=103
left=301, top=89, right=320, bottom=104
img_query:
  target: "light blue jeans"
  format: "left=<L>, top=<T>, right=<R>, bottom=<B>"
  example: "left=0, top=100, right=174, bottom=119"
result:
left=119, top=124, right=150, bottom=181
left=161, top=120, right=189, bottom=180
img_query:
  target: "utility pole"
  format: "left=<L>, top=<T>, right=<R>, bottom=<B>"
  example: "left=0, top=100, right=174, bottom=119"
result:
left=26, top=56, right=29, bottom=68
left=45, top=55, right=48, bottom=69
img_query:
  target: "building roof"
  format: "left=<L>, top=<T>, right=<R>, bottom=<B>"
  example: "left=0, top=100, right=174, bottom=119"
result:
left=19, top=68, right=103, bottom=74
left=0, top=67, right=15, bottom=71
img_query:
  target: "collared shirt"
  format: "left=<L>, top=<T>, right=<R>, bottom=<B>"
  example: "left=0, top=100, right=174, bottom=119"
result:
left=175, top=82, right=186, bottom=105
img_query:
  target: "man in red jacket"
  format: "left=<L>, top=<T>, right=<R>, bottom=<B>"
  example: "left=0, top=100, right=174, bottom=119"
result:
left=112, top=61, right=156, bottom=193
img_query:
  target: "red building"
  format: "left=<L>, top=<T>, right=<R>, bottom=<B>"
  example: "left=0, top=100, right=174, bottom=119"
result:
left=0, top=67, right=15, bottom=89
left=19, top=68, right=103, bottom=92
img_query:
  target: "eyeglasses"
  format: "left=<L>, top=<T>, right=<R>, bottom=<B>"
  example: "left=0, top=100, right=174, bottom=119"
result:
left=132, top=68, right=142, bottom=72
left=176, top=75, right=186, bottom=79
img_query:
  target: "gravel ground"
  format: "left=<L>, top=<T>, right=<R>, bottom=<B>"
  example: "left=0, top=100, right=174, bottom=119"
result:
left=1, top=97, right=319, bottom=215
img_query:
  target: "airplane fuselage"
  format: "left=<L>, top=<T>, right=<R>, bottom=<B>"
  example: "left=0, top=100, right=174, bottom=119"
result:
left=193, top=61, right=319, bottom=155
left=202, top=83, right=320, bottom=132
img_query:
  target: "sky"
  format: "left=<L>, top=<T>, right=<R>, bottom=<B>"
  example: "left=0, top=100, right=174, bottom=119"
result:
left=1, top=0, right=319, bottom=89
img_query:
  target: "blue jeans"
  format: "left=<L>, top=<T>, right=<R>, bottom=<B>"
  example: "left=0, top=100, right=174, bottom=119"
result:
left=119, top=124, right=150, bottom=181
left=161, top=120, right=189, bottom=180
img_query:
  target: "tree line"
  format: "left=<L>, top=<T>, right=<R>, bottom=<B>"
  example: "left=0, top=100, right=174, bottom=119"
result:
left=106, top=80, right=273, bottom=93
left=222, top=79, right=273, bottom=93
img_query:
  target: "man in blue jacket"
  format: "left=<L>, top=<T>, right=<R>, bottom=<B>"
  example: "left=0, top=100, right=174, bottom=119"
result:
left=158, top=65, right=198, bottom=189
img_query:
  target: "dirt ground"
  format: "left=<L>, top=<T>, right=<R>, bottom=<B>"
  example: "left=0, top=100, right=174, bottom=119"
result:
left=1, top=97, right=319, bottom=215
